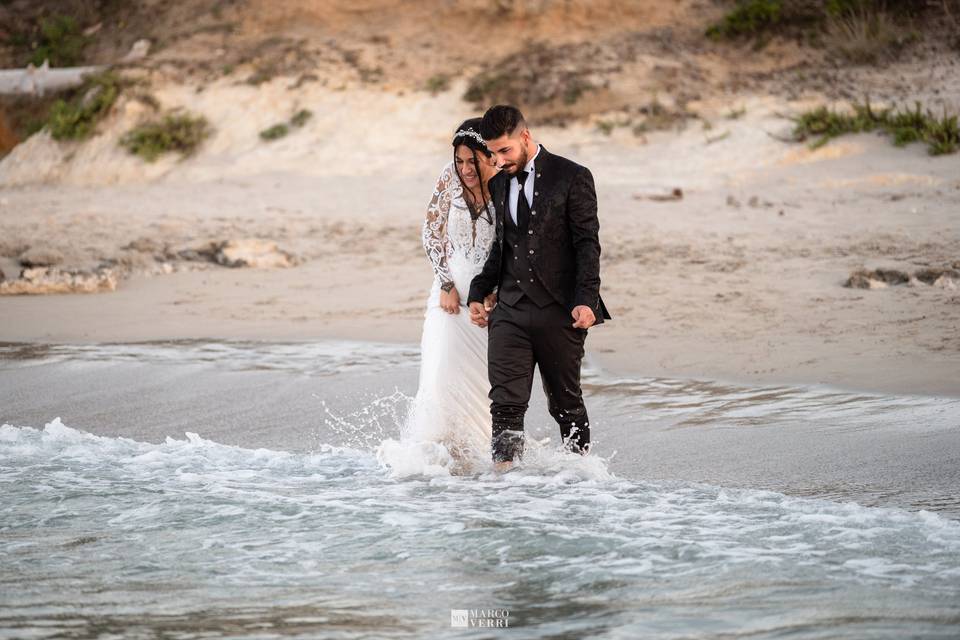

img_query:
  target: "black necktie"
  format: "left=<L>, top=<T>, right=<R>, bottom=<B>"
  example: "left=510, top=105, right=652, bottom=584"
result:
left=515, top=170, right=530, bottom=229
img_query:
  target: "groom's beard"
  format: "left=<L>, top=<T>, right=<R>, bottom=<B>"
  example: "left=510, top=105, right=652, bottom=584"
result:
left=502, top=148, right=529, bottom=176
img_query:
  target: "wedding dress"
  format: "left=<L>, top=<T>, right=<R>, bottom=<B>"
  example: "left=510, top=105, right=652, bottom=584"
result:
left=380, top=161, right=497, bottom=474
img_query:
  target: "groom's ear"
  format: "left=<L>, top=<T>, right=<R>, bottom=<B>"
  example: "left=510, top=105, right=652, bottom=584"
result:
left=519, top=126, right=532, bottom=147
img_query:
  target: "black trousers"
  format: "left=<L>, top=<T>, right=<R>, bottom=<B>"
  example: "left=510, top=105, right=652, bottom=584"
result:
left=487, top=293, right=591, bottom=462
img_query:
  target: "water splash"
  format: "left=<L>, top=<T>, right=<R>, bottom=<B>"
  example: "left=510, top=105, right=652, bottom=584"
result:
left=312, top=388, right=413, bottom=452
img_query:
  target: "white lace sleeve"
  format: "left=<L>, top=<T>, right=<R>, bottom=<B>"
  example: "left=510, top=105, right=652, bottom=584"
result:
left=422, top=161, right=458, bottom=286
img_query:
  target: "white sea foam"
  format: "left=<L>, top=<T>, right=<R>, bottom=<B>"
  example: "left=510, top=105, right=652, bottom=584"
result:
left=2, top=417, right=959, bottom=639
left=376, top=430, right=617, bottom=482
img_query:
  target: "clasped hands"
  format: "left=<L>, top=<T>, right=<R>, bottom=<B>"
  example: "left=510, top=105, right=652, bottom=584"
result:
left=465, top=293, right=596, bottom=330
left=441, top=286, right=498, bottom=319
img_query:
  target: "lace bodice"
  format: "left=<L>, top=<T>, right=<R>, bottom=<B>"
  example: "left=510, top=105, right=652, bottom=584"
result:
left=422, top=161, right=496, bottom=291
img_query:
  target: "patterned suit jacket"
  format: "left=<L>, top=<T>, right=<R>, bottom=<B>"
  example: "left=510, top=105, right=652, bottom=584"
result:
left=468, top=145, right=611, bottom=324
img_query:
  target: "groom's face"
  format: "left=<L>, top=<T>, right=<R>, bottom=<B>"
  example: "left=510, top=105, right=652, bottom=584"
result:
left=485, top=127, right=530, bottom=176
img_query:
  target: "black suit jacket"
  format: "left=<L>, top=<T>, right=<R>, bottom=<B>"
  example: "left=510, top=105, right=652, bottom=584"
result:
left=468, top=145, right=611, bottom=325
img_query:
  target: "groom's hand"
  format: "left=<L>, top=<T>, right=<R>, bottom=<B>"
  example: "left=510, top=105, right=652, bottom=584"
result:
left=571, top=305, right=596, bottom=329
left=469, top=301, right=489, bottom=328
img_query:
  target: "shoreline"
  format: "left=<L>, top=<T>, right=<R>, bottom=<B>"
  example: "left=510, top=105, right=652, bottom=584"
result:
left=3, top=332, right=958, bottom=522
left=2, top=267, right=958, bottom=401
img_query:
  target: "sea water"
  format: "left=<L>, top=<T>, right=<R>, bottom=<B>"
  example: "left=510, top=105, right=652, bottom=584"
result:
left=2, top=340, right=959, bottom=639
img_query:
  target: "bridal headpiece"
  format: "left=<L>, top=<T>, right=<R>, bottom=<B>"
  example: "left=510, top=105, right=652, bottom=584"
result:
left=454, top=128, right=487, bottom=148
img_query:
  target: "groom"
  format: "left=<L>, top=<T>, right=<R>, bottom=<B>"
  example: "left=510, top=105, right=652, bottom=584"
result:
left=468, top=105, right=611, bottom=469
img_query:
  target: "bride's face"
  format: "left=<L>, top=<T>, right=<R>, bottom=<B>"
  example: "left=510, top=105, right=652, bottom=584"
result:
left=455, top=145, right=495, bottom=189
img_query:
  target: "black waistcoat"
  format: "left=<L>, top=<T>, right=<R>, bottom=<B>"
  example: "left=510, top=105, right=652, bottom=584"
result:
left=499, top=195, right=554, bottom=307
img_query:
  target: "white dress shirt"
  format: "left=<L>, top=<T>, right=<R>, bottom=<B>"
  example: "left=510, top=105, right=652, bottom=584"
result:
left=508, top=144, right=541, bottom=225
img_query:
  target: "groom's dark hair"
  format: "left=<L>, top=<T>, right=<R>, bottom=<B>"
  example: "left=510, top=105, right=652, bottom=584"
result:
left=480, top=105, right=526, bottom=140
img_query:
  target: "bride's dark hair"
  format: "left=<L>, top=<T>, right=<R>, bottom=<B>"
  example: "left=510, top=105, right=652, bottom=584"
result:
left=452, top=118, right=493, bottom=225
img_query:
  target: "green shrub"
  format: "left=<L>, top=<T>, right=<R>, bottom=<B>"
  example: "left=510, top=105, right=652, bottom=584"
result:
left=463, top=71, right=511, bottom=105
left=563, top=77, right=591, bottom=105
left=706, top=0, right=942, bottom=42
left=793, top=100, right=959, bottom=155
left=290, top=109, right=312, bottom=127
left=120, top=112, right=212, bottom=161
left=923, top=114, right=960, bottom=155
left=707, top=0, right=785, bottom=39
left=260, top=123, right=289, bottom=140
left=46, top=71, right=121, bottom=141
left=826, top=0, right=865, bottom=16
left=259, top=109, right=312, bottom=142
left=595, top=120, right=616, bottom=135
left=726, top=106, right=747, bottom=119
left=425, top=74, right=450, bottom=95
left=29, top=14, right=89, bottom=67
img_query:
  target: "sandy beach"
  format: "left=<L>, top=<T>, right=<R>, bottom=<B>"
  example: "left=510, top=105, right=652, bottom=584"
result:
left=2, top=88, right=959, bottom=397
left=2, top=1, right=959, bottom=397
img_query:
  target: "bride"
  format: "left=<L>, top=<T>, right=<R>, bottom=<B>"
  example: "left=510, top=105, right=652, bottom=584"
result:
left=380, top=118, right=499, bottom=474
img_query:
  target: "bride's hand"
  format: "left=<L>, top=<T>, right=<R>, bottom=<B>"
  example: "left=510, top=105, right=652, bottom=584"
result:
left=440, top=286, right=460, bottom=314
left=483, top=292, right=497, bottom=311
left=468, top=301, right=488, bottom=327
